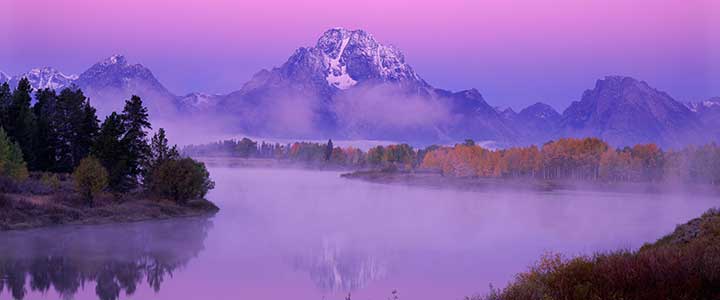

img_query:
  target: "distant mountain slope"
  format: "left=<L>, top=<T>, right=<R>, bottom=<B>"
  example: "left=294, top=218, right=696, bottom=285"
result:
left=687, top=97, right=720, bottom=142
left=0, top=55, right=180, bottom=119
left=0, top=71, right=9, bottom=84
left=514, top=102, right=561, bottom=144
left=74, top=55, right=178, bottom=117
left=559, top=76, right=703, bottom=147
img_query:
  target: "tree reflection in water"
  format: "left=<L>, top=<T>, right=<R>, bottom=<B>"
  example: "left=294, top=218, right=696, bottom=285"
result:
left=0, top=217, right=212, bottom=300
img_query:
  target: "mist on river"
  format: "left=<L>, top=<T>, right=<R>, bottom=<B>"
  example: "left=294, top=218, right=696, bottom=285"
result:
left=1, top=166, right=716, bottom=300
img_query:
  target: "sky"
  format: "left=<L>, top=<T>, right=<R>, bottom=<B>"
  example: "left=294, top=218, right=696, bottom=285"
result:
left=1, top=0, right=718, bottom=111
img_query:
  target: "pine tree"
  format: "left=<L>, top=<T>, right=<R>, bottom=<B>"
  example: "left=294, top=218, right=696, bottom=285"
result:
left=148, top=128, right=179, bottom=166
left=75, top=101, right=100, bottom=164
left=53, top=87, right=99, bottom=172
left=0, top=82, right=11, bottom=129
left=325, top=139, right=333, bottom=161
left=33, top=88, right=59, bottom=171
left=120, top=95, right=151, bottom=186
left=145, top=128, right=180, bottom=188
left=93, top=112, right=131, bottom=191
left=9, top=78, right=37, bottom=170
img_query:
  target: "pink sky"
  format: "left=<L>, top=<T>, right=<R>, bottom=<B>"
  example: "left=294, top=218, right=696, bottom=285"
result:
left=2, top=0, right=718, bottom=110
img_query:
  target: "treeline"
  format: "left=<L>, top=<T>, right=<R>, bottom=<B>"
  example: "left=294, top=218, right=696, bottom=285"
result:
left=421, top=138, right=720, bottom=184
left=187, top=136, right=720, bottom=185
left=183, top=138, right=418, bottom=169
left=0, top=79, right=213, bottom=203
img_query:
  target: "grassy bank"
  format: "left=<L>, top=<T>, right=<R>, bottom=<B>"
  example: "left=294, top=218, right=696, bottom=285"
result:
left=0, top=174, right=218, bottom=231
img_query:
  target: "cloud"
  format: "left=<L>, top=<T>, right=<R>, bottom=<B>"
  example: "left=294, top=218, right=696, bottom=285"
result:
left=332, top=84, right=451, bottom=131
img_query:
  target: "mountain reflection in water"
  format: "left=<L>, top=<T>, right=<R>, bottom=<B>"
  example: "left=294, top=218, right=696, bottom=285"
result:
left=0, top=217, right=212, bottom=300
left=292, top=237, right=387, bottom=292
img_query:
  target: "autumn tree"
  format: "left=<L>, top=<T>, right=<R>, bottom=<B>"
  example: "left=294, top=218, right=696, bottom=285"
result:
left=73, top=156, right=109, bottom=205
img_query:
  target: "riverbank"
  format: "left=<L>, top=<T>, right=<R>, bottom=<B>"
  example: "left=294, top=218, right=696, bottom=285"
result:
left=0, top=191, right=218, bottom=231
left=341, top=169, right=720, bottom=195
left=471, top=207, right=720, bottom=300
left=195, top=156, right=357, bottom=171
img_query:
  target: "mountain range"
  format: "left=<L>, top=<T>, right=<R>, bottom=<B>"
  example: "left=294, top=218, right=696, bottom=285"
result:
left=1, top=28, right=717, bottom=148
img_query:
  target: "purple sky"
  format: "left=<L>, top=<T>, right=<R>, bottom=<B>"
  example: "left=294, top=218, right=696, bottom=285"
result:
left=2, top=0, right=718, bottom=110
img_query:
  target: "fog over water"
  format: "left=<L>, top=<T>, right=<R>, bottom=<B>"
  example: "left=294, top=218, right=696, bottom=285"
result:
left=1, top=167, right=717, bottom=300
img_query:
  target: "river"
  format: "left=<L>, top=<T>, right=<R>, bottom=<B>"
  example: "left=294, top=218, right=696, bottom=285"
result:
left=0, top=167, right=716, bottom=300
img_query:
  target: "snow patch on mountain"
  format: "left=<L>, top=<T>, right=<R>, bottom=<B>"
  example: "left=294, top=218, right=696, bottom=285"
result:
left=686, top=97, right=720, bottom=112
left=0, top=71, right=9, bottom=83
left=179, top=92, right=221, bottom=111
left=325, top=36, right=357, bottom=89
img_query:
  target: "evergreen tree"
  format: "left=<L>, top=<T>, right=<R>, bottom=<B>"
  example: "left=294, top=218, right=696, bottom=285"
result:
left=33, top=88, right=59, bottom=171
left=120, top=95, right=151, bottom=186
left=75, top=101, right=100, bottom=165
left=0, top=82, right=11, bottom=129
left=148, top=128, right=179, bottom=167
left=93, top=112, right=131, bottom=191
left=145, top=128, right=180, bottom=188
left=325, top=139, right=333, bottom=161
left=9, top=78, right=37, bottom=169
left=54, top=87, right=99, bottom=172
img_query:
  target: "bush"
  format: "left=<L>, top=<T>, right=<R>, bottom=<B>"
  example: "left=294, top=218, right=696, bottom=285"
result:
left=148, top=158, right=214, bottom=204
left=72, top=156, right=109, bottom=204
left=40, top=172, right=61, bottom=191
left=0, top=128, right=28, bottom=181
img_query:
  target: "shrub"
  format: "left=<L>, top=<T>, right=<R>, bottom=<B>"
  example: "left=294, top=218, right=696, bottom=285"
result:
left=0, top=128, right=28, bottom=181
left=148, top=158, right=214, bottom=204
left=72, top=156, right=109, bottom=204
left=40, top=172, right=61, bottom=191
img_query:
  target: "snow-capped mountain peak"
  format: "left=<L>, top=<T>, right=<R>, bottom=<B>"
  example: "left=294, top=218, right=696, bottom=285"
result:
left=76, top=54, right=166, bottom=91
left=317, top=28, right=423, bottom=87
left=9, top=67, right=78, bottom=90
left=101, top=54, right=128, bottom=66
left=276, top=28, right=426, bottom=91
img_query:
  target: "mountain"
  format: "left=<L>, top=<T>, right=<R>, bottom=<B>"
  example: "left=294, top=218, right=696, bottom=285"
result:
left=0, top=72, right=9, bottom=85
left=496, top=107, right=518, bottom=121
left=515, top=102, right=561, bottom=144
left=178, top=92, right=222, bottom=113
left=6, top=67, right=77, bottom=91
left=74, top=55, right=178, bottom=117
left=1, top=55, right=180, bottom=119
left=559, top=76, right=703, bottom=148
left=687, top=97, right=720, bottom=141
left=214, top=28, right=516, bottom=144
left=3, top=29, right=717, bottom=148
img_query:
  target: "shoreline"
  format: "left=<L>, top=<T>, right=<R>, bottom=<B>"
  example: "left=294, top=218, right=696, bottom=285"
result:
left=0, top=192, right=219, bottom=231
left=340, top=169, right=720, bottom=195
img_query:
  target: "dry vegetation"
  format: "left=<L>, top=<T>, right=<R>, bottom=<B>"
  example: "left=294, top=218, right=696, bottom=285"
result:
left=471, top=208, right=720, bottom=300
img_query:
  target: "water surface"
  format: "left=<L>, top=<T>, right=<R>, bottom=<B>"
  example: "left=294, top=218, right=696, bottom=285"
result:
left=1, top=167, right=717, bottom=300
